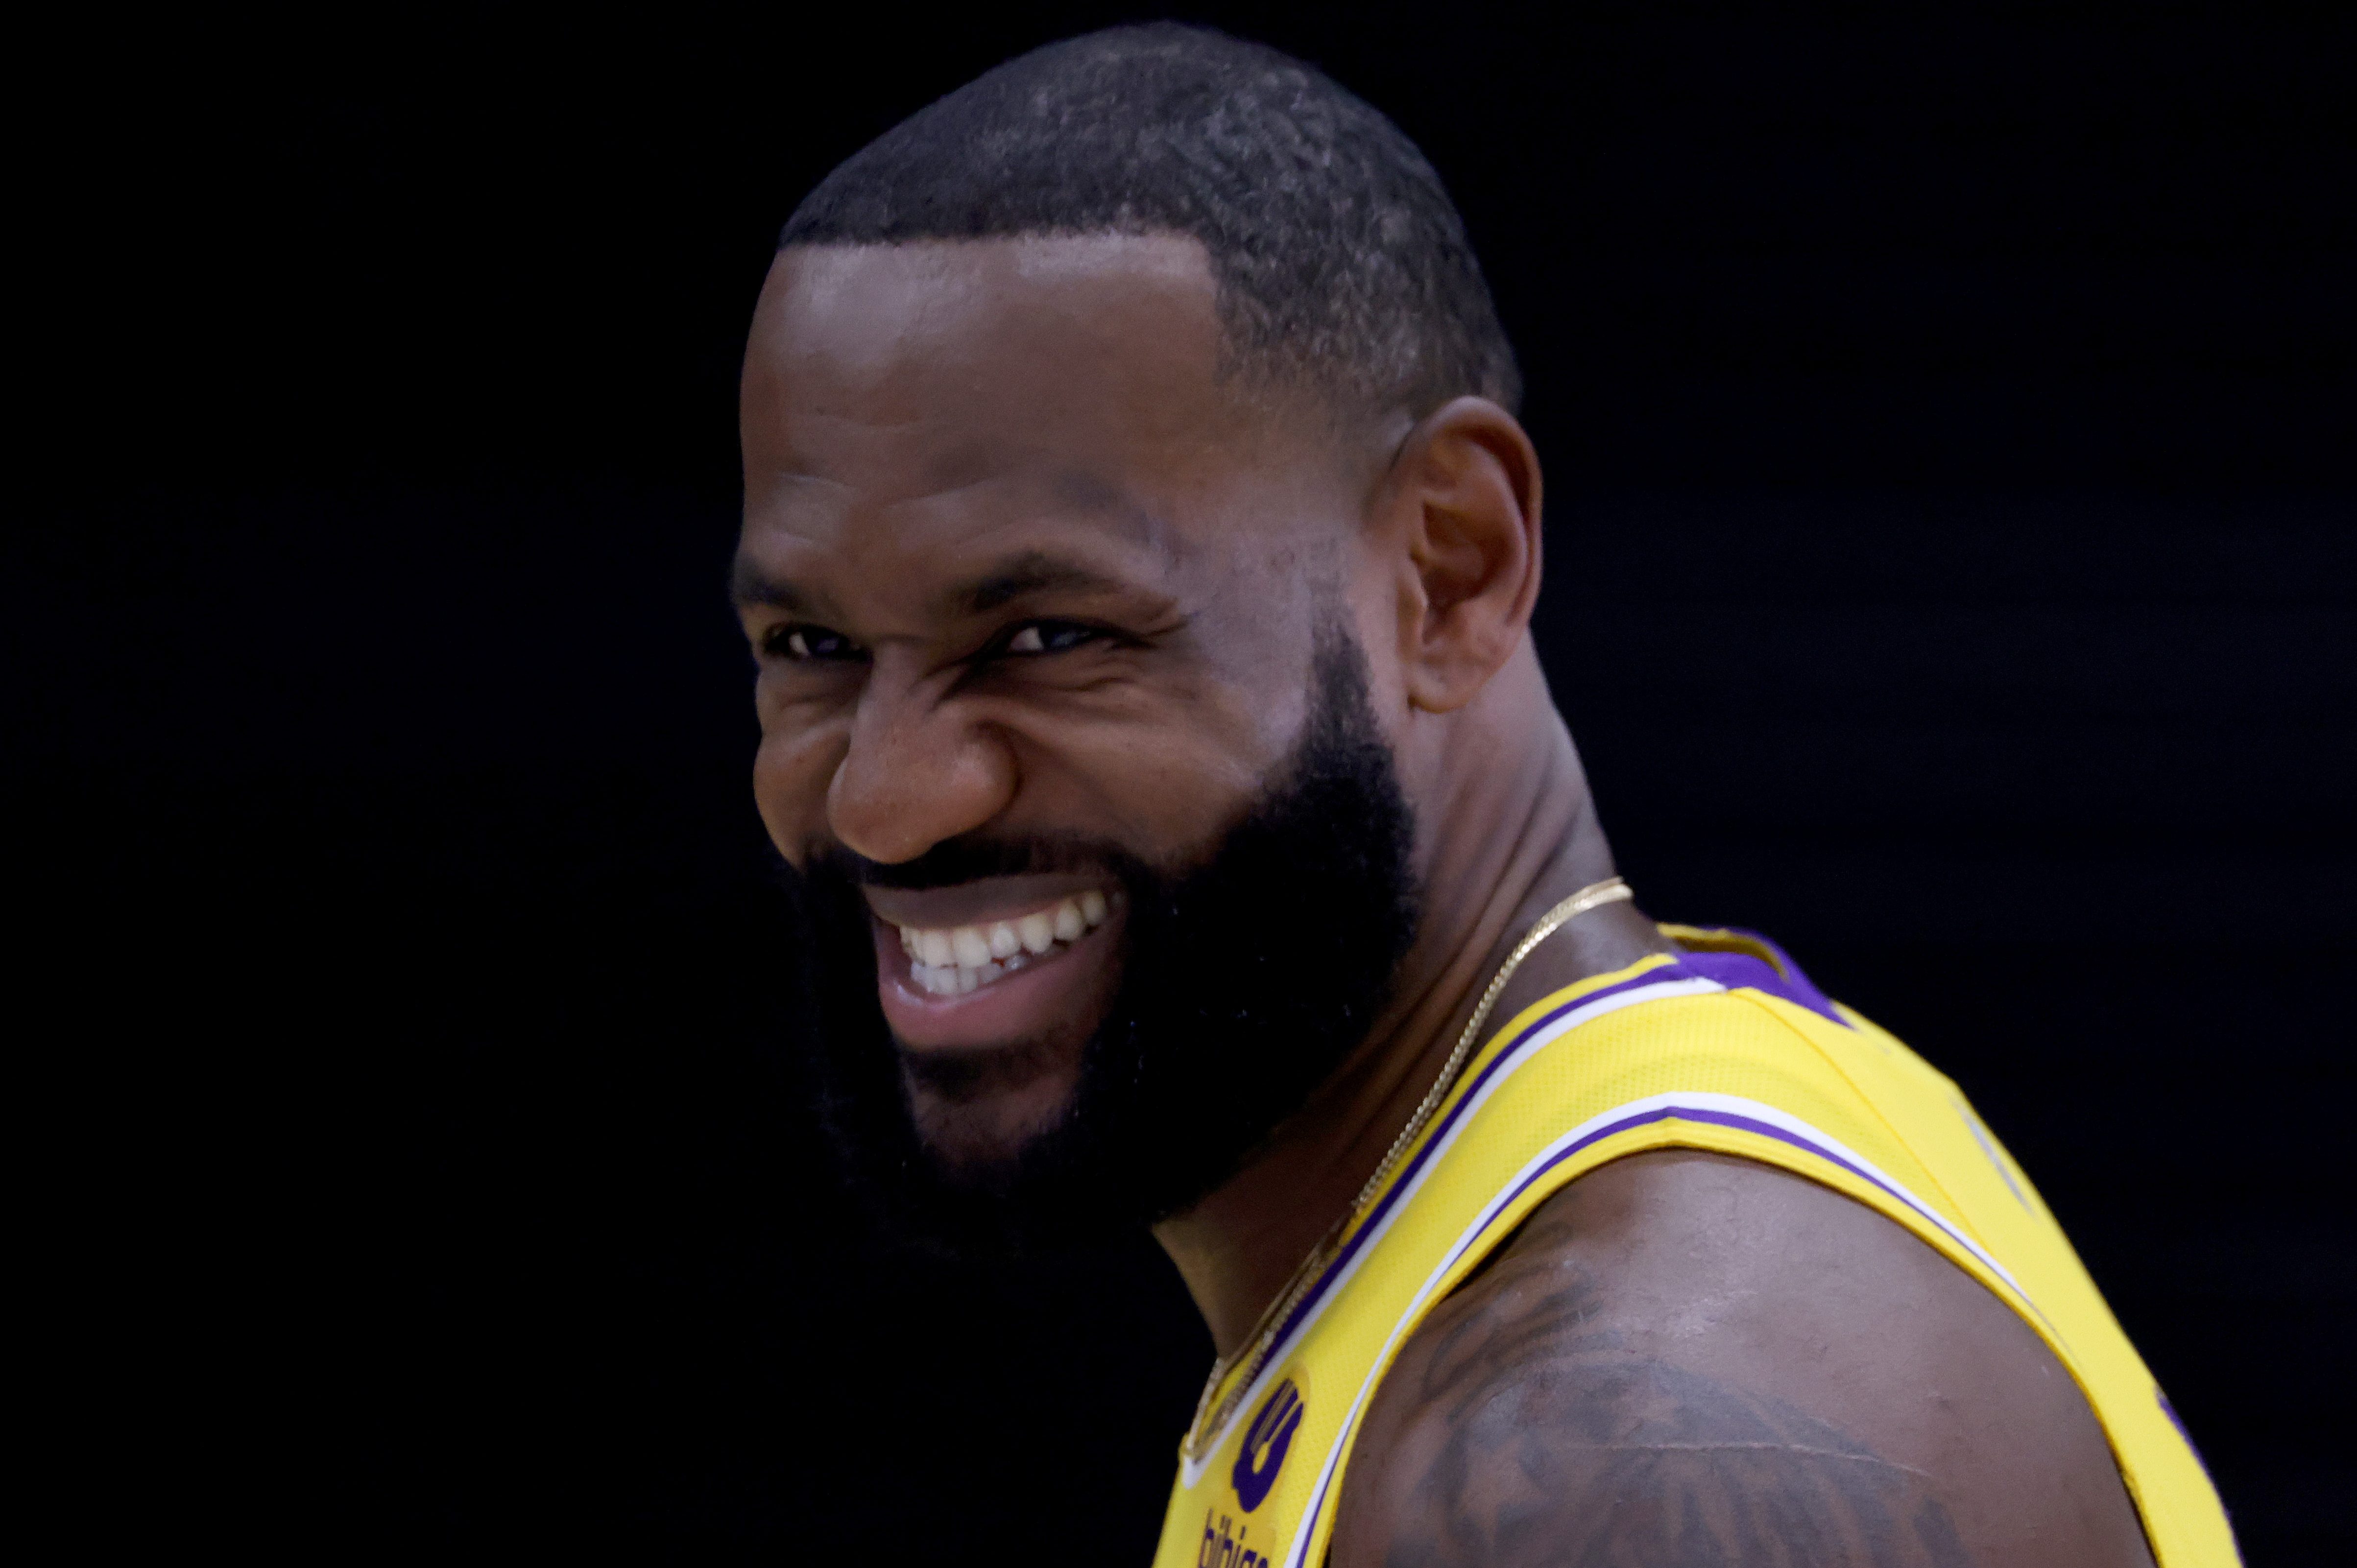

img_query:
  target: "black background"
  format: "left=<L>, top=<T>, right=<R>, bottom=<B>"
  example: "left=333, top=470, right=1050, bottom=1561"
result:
left=17, top=2, right=2353, bottom=1560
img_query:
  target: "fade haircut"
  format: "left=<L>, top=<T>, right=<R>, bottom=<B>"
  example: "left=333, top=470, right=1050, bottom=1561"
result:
left=778, top=24, right=1521, bottom=426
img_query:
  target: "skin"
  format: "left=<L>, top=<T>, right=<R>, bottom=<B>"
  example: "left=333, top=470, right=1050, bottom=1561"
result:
left=1329, top=1153, right=2153, bottom=1568
left=734, top=233, right=2154, bottom=1564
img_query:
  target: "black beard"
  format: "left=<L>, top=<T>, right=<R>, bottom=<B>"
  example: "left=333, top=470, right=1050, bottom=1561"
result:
left=782, top=629, right=1422, bottom=1257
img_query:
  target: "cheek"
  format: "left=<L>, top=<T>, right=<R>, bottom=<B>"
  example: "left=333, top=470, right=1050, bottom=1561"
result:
left=1020, top=665, right=1303, bottom=854
left=750, top=718, right=844, bottom=863
left=1345, top=557, right=1418, bottom=726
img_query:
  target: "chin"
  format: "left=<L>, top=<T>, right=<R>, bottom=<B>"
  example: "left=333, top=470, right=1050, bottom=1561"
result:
left=899, top=1035, right=1086, bottom=1180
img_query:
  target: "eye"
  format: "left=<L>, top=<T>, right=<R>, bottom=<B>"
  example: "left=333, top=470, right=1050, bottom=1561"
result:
left=768, top=624, right=863, bottom=662
left=1002, top=620, right=1102, bottom=656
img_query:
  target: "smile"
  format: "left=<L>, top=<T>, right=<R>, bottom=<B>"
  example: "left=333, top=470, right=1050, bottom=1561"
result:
left=895, top=889, right=1113, bottom=995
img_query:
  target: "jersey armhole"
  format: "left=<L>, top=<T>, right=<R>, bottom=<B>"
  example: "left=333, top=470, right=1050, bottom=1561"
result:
left=1304, top=1107, right=2076, bottom=1568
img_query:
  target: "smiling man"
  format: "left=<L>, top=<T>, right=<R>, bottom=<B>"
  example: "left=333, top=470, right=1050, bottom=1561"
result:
left=731, top=25, right=2236, bottom=1568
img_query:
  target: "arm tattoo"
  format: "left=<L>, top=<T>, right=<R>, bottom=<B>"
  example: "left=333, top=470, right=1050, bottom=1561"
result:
left=1376, top=1265, right=1977, bottom=1568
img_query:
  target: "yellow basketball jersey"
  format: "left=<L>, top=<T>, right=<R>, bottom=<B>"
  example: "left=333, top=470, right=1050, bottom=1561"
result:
left=1152, top=928, right=2238, bottom=1568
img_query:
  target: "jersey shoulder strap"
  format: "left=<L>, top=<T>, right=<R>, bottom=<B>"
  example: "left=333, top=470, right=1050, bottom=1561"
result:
left=1263, top=934, right=2238, bottom=1568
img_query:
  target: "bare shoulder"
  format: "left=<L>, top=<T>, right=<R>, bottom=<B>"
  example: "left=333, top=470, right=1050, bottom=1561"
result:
left=1329, top=1150, right=2155, bottom=1568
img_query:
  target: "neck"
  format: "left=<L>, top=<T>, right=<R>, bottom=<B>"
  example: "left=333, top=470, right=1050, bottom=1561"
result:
left=1152, top=646, right=1671, bottom=1357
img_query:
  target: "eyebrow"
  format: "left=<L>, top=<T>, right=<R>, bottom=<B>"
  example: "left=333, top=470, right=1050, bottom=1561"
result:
left=726, top=549, right=1138, bottom=621
left=941, top=552, right=1131, bottom=616
left=728, top=556, right=823, bottom=615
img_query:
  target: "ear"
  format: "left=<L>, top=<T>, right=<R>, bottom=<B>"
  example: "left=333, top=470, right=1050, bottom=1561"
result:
left=1379, top=397, right=1543, bottom=714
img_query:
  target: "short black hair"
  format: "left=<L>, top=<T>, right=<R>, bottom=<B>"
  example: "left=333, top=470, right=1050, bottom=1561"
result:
left=779, top=24, right=1520, bottom=424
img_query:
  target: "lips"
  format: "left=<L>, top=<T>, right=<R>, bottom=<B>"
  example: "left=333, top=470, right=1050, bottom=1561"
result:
left=864, top=878, right=1127, bottom=1052
left=893, top=889, right=1112, bottom=995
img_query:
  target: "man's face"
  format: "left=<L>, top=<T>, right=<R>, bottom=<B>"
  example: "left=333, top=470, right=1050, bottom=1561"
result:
left=736, top=235, right=1418, bottom=1231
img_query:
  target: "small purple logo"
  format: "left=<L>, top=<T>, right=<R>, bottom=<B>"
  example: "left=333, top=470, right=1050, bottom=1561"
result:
left=1232, top=1379, right=1304, bottom=1512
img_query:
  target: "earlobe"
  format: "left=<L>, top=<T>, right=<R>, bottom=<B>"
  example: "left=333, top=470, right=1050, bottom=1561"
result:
left=1390, top=398, right=1543, bottom=714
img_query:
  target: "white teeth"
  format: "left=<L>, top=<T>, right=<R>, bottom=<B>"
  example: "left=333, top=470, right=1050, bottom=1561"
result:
left=898, top=890, right=1119, bottom=998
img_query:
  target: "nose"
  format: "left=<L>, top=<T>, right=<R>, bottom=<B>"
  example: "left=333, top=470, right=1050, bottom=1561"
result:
left=826, top=667, right=1017, bottom=866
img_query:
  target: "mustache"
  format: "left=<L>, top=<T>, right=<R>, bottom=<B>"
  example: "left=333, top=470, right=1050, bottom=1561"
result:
left=811, top=833, right=1136, bottom=891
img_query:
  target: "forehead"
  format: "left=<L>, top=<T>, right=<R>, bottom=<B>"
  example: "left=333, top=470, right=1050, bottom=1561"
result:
left=738, top=235, right=1341, bottom=604
left=746, top=235, right=1236, bottom=504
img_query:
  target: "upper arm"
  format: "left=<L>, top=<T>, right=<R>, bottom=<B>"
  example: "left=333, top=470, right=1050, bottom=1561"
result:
left=1329, top=1151, right=2155, bottom=1568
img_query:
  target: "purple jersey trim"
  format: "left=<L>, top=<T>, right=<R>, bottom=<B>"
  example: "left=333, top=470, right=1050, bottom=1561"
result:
left=1476, top=1103, right=1950, bottom=1275
left=1670, top=932, right=1849, bottom=1028
left=2158, top=1391, right=2241, bottom=1562
left=2160, top=1390, right=2216, bottom=1485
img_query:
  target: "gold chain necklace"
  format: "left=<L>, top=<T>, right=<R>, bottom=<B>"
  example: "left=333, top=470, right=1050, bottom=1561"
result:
left=1179, top=875, right=1635, bottom=1461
